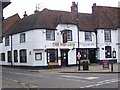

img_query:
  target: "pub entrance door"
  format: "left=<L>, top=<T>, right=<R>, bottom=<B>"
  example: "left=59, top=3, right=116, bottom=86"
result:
left=60, top=49, right=69, bottom=67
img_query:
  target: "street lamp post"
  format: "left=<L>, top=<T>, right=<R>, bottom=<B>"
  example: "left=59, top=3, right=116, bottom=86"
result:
left=74, top=2, right=80, bottom=70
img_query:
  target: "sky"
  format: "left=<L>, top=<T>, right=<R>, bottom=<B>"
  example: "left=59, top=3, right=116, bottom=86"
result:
left=3, top=0, right=120, bottom=18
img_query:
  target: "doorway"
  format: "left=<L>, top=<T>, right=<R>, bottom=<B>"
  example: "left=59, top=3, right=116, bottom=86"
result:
left=88, top=49, right=96, bottom=63
left=60, top=49, right=69, bottom=67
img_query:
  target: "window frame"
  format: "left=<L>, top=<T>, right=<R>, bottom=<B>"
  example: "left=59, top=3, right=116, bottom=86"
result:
left=14, top=50, right=18, bottom=62
left=47, top=49, right=58, bottom=63
left=20, top=49, right=27, bottom=63
left=63, top=30, right=72, bottom=43
left=46, top=30, right=55, bottom=41
left=35, top=53, right=42, bottom=60
left=85, top=32, right=92, bottom=41
left=104, top=30, right=111, bottom=42
left=1, top=53, right=5, bottom=61
left=105, top=46, right=112, bottom=58
left=8, top=51, right=12, bottom=63
left=5, top=36, right=9, bottom=46
left=20, top=33, right=26, bottom=43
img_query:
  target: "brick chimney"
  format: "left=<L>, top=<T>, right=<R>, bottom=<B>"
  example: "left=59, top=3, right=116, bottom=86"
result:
left=71, top=2, right=77, bottom=13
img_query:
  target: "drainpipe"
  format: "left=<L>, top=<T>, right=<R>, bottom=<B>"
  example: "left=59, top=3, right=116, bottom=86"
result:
left=10, top=34, right=13, bottom=67
left=95, top=31, right=98, bottom=63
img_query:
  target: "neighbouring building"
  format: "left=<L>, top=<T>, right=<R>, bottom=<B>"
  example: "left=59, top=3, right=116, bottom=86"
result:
left=0, top=0, right=11, bottom=43
left=0, top=2, right=119, bottom=67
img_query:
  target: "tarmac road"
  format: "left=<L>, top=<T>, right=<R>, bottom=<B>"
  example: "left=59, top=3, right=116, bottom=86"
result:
left=1, top=66, right=120, bottom=89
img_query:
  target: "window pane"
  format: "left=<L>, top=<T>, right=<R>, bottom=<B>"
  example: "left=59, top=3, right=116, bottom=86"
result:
left=14, top=50, right=18, bottom=62
left=1, top=53, right=5, bottom=61
left=8, top=51, right=11, bottom=62
left=35, top=53, right=42, bottom=60
left=85, top=32, right=92, bottom=41
left=105, top=30, right=111, bottom=42
left=63, top=30, right=72, bottom=43
left=20, top=49, right=27, bottom=63
left=105, top=46, right=112, bottom=58
left=67, top=30, right=72, bottom=41
left=46, top=30, right=55, bottom=40
left=20, top=33, right=26, bottom=43
left=5, top=36, right=9, bottom=46
left=47, top=49, right=58, bottom=62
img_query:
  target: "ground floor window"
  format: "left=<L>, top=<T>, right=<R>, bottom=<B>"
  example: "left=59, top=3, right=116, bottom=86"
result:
left=1, top=53, right=5, bottom=61
left=47, top=49, right=58, bottom=63
left=77, top=48, right=96, bottom=63
left=14, top=50, right=18, bottom=62
left=8, top=51, right=12, bottom=62
left=105, top=46, right=112, bottom=58
left=35, top=53, right=42, bottom=60
left=20, top=49, right=27, bottom=63
left=80, top=49, right=88, bottom=60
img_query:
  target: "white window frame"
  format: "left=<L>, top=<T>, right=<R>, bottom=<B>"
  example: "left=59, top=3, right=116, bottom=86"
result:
left=35, top=53, right=42, bottom=60
left=85, top=32, right=92, bottom=41
left=104, top=30, right=111, bottom=42
left=20, top=33, right=26, bottom=43
left=46, top=30, right=55, bottom=41
left=5, top=36, right=9, bottom=46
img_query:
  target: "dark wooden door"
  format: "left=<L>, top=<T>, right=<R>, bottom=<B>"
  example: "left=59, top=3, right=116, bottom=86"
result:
left=60, top=49, right=69, bottom=66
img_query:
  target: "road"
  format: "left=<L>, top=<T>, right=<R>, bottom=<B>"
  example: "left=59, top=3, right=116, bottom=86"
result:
left=2, top=66, right=120, bottom=89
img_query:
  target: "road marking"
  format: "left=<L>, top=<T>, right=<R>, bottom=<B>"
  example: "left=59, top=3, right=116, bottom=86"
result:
left=80, top=78, right=120, bottom=88
left=60, top=75, right=99, bottom=80
left=3, top=71, right=49, bottom=78
left=85, top=77, right=99, bottom=80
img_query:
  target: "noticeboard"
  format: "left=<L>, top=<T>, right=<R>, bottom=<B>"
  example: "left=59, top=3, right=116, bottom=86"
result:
left=102, top=60, right=109, bottom=69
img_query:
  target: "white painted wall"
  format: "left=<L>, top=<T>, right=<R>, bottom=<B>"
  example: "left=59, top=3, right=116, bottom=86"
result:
left=117, top=28, right=120, bottom=63
left=1, top=23, right=119, bottom=66
left=79, top=31, right=96, bottom=48
left=68, top=49, right=76, bottom=65
left=97, top=29, right=118, bottom=62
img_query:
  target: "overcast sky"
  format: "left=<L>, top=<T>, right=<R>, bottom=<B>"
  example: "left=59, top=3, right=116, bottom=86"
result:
left=3, top=0, right=120, bottom=18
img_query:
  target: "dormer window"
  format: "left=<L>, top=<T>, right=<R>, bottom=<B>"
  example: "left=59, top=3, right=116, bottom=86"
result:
left=62, top=30, right=72, bottom=43
left=5, top=36, right=9, bottom=46
left=20, top=33, right=26, bottom=43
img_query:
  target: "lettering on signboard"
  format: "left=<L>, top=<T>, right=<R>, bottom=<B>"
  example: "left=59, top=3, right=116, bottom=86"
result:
left=53, top=43, right=75, bottom=47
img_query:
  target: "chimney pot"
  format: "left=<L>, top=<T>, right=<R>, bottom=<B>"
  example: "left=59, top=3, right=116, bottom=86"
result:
left=93, top=3, right=96, bottom=6
left=72, top=2, right=75, bottom=6
left=23, top=11, right=28, bottom=17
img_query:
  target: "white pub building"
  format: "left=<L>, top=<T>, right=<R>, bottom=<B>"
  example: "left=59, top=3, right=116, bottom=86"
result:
left=0, top=2, right=120, bottom=67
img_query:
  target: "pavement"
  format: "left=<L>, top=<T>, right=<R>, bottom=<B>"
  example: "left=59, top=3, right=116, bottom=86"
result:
left=29, top=63, right=120, bottom=73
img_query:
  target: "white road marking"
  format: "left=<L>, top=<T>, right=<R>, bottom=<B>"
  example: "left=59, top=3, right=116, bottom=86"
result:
left=80, top=78, right=120, bottom=88
left=60, top=75, right=99, bottom=80
left=85, top=77, right=99, bottom=80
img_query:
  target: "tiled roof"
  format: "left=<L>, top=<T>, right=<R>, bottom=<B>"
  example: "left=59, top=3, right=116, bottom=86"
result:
left=3, top=13, right=21, bottom=36
left=92, top=6, right=119, bottom=29
left=3, top=5, right=120, bottom=35
left=8, top=9, right=95, bottom=35
left=78, top=13, right=94, bottom=31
